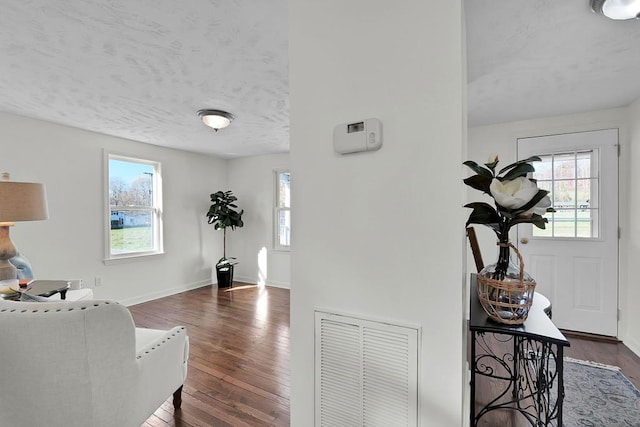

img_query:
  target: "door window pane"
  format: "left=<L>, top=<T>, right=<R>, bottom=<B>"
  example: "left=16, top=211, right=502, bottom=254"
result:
left=532, top=150, right=598, bottom=239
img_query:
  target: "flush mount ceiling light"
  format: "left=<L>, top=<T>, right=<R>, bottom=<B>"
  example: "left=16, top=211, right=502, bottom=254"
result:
left=197, top=109, right=235, bottom=131
left=591, top=0, right=640, bottom=20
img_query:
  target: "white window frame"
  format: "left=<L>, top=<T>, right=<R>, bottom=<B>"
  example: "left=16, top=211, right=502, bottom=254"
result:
left=274, top=169, right=291, bottom=251
left=104, top=152, right=164, bottom=263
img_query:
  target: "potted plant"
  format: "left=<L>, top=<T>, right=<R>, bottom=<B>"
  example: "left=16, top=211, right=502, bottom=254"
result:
left=206, top=190, right=244, bottom=288
left=463, top=155, right=554, bottom=324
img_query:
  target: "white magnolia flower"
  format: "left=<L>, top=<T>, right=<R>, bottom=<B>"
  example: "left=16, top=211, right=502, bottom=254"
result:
left=490, top=177, right=541, bottom=210
left=522, top=193, right=552, bottom=216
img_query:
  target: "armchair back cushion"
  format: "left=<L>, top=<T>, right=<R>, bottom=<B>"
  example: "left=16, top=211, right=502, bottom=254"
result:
left=0, top=299, right=178, bottom=427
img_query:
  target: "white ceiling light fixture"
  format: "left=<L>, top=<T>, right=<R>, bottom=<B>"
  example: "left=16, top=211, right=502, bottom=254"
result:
left=591, top=0, right=640, bottom=20
left=197, top=109, right=235, bottom=131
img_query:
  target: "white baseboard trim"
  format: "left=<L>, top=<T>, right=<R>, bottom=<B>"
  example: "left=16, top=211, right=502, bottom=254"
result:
left=120, top=279, right=211, bottom=306
left=266, top=279, right=290, bottom=289
left=623, top=335, right=640, bottom=358
left=232, top=275, right=255, bottom=285
left=232, top=275, right=290, bottom=290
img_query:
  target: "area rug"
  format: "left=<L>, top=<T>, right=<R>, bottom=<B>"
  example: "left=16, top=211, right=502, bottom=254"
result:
left=563, top=357, right=640, bottom=427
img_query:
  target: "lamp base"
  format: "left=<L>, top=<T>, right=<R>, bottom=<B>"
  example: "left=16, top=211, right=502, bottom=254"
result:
left=0, top=259, right=17, bottom=281
left=0, top=225, right=18, bottom=281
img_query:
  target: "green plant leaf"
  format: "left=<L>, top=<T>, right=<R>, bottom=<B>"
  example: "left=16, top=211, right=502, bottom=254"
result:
left=497, top=156, right=541, bottom=175
left=463, top=175, right=492, bottom=194
left=464, top=202, right=500, bottom=225
left=501, top=163, right=535, bottom=181
left=510, top=213, right=548, bottom=229
left=463, top=161, right=493, bottom=178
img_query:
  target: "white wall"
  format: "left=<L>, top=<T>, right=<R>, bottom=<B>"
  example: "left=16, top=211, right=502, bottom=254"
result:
left=289, top=1, right=465, bottom=425
left=0, top=111, right=226, bottom=305
left=624, top=98, right=640, bottom=355
left=467, top=106, right=640, bottom=357
left=226, top=153, right=291, bottom=288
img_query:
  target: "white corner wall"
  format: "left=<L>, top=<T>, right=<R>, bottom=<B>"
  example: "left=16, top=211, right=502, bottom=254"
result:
left=289, top=1, right=465, bottom=425
left=624, top=98, right=640, bottom=355
left=226, top=153, right=291, bottom=288
left=467, top=107, right=640, bottom=357
left=0, top=111, right=226, bottom=304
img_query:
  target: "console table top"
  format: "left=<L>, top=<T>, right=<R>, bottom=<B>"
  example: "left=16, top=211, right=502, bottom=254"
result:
left=469, top=274, right=569, bottom=347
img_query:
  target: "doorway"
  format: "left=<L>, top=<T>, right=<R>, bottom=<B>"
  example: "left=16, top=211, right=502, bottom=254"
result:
left=517, top=129, right=619, bottom=337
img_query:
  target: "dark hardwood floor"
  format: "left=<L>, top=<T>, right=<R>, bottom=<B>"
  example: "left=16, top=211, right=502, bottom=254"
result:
left=129, top=283, right=290, bottom=427
left=130, top=282, right=639, bottom=426
left=564, top=331, right=640, bottom=389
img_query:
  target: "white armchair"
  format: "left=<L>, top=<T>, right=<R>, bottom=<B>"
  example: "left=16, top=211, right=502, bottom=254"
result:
left=0, top=299, right=189, bottom=427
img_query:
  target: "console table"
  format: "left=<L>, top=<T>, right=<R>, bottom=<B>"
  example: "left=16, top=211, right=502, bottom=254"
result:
left=469, top=274, right=569, bottom=426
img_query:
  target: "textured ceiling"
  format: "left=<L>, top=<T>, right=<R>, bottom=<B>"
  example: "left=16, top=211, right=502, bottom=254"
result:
left=0, top=0, right=288, bottom=158
left=1, top=1, right=638, bottom=157
left=466, top=0, right=640, bottom=127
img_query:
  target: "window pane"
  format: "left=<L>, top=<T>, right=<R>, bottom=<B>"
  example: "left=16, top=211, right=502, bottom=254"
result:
left=278, top=172, right=290, bottom=208
left=554, top=179, right=576, bottom=208
left=110, top=210, right=154, bottom=254
left=576, top=151, right=592, bottom=179
left=109, top=159, right=154, bottom=208
left=576, top=179, right=591, bottom=210
left=278, top=210, right=290, bottom=246
left=553, top=209, right=576, bottom=237
left=554, top=153, right=575, bottom=180
left=576, top=209, right=595, bottom=238
left=532, top=156, right=552, bottom=181
left=536, top=180, right=552, bottom=202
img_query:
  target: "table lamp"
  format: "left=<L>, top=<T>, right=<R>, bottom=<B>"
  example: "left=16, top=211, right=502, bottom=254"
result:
left=0, top=173, right=49, bottom=281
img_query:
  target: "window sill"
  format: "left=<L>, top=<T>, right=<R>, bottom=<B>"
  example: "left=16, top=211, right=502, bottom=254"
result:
left=271, top=248, right=291, bottom=254
left=104, top=251, right=165, bottom=265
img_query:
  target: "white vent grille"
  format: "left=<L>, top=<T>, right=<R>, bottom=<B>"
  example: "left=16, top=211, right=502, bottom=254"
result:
left=315, top=311, right=419, bottom=427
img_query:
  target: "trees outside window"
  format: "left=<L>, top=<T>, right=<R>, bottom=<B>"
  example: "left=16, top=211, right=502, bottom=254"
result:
left=106, top=153, right=163, bottom=260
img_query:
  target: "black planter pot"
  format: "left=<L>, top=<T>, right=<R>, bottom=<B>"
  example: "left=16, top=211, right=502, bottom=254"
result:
left=216, top=264, right=234, bottom=288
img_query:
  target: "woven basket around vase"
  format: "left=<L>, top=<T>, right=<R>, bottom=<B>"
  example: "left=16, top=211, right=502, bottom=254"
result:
left=477, top=243, right=536, bottom=325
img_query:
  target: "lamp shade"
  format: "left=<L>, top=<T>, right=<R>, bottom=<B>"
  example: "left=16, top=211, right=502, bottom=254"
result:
left=0, top=181, right=49, bottom=223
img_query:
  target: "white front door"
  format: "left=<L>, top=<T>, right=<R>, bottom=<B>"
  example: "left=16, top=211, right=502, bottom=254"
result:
left=517, top=129, right=618, bottom=337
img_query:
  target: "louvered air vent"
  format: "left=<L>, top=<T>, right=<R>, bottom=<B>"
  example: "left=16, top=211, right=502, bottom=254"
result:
left=315, top=311, right=419, bottom=427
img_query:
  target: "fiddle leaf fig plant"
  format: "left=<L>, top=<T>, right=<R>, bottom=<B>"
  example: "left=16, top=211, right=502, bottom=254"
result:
left=206, top=190, right=244, bottom=267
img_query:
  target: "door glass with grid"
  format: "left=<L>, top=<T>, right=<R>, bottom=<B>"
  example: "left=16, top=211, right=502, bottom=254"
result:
left=531, top=150, right=599, bottom=239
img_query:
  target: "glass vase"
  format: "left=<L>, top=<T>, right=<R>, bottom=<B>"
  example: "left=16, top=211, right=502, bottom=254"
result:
left=477, top=242, right=536, bottom=324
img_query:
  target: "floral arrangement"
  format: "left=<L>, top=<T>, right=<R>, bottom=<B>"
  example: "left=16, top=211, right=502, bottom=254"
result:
left=464, top=155, right=554, bottom=280
left=464, top=155, right=553, bottom=240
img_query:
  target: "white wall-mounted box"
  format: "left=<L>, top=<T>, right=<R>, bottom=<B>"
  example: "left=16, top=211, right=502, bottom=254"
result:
left=333, top=118, right=383, bottom=154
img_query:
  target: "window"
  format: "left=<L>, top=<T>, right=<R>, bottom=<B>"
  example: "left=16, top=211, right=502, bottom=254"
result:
left=531, top=150, right=599, bottom=238
left=274, top=170, right=291, bottom=249
left=106, top=153, right=163, bottom=260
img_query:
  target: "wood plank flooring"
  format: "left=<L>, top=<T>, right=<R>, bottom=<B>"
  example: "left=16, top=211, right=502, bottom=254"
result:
left=130, top=282, right=639, bottom=426
left=129, top=283, right=290, bottom=427
left=564, top=331, right=640, bottom=389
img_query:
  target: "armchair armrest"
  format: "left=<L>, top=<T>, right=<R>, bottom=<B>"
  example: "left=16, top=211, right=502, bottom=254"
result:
left=133, top=326, right=189, bottom=425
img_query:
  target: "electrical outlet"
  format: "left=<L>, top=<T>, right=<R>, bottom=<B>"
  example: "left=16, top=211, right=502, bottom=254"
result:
left=95, top=276, right=103, bottom=287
